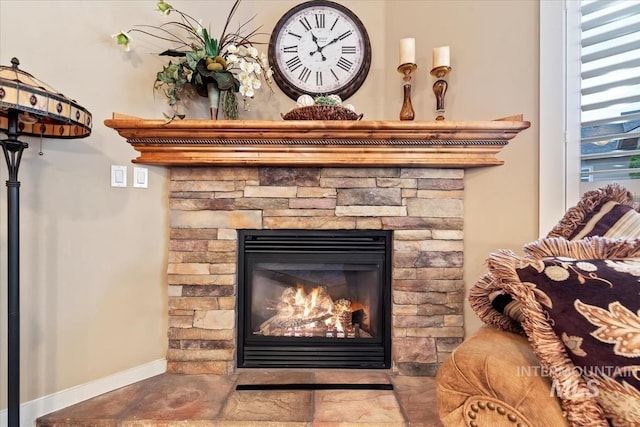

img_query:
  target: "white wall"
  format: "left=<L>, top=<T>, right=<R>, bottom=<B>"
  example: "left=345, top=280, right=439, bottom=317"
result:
left=0, top=0, right=540, bottom=413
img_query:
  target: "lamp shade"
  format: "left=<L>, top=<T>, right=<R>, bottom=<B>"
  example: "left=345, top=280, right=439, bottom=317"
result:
left=0, top=57, right=92, bottom=138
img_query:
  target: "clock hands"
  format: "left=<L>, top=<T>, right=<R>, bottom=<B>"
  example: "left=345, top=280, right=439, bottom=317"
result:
left=309, top=32, right=327, bottom=61
left=318, top=35, right=341, bottom=51
left=309, top=30, right=352, bottom=61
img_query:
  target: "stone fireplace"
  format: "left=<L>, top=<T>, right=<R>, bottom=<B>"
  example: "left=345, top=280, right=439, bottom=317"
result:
left=167, top=165, right=464, bottom=376
left=104, top=114, right=530, bottom=377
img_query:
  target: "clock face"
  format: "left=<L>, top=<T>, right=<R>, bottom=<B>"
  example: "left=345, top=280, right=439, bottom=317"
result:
left=268, top=0, right=371, bottom=101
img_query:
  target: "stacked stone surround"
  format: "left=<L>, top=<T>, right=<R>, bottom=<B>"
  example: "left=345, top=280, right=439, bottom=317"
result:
left=166, top=166, right=465, bottom=376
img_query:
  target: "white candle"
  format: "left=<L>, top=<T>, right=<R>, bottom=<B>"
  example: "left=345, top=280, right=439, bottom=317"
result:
left=399, top=38, right=415, bottom=65
left=432, top=46, right=450, bottom=68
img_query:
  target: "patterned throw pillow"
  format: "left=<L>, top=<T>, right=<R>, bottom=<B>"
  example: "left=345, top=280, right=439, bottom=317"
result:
left=547, top=184, right=639, bottom=240
left=487, top=237, right=640, bottom=427
left=470, top=184, right=640, bottom=333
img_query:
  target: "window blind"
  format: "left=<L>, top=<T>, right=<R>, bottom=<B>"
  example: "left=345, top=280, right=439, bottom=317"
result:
left=580, top=0, right=640, bottom=183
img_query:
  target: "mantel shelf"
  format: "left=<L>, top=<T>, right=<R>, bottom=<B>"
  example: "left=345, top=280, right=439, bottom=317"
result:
left=104, top=113, right=530, bottom=168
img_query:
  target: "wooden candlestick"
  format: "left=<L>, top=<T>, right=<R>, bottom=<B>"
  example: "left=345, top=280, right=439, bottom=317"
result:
left=397, top=63, right=417, bottom=121
left=430, top=65, right=452, bottom=121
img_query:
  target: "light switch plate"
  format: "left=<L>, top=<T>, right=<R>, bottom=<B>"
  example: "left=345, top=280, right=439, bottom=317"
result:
left=111, top=165, right=127, bottom=187
left=133, top=167, right=148, bottom=188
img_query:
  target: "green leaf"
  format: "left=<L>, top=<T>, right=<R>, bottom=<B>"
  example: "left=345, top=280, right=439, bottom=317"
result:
left=201, top=28, right=218, bottom=57
left=162, top=112, right=185, bottom=123
left=194, top=60, right=235, bottom=89
left=159, top=49, right=186, bottom=57
left=185, top=50, right=204, bottom=70
left=213, top=71, right=237, bottom=91
left=195, top=58, right=211, bottom=76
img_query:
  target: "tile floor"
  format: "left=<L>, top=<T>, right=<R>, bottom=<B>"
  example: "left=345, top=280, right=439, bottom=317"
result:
left=37, top=370, right=443, bottom=426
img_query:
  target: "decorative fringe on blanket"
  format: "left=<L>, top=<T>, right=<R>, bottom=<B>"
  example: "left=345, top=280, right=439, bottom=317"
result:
left=468, top=272, right=524, bottom=335
left=524, top=236, right=640, bottom=259
left=546, top=183, right=635, bottom=239
left=486, top=249, right=610, bottom=427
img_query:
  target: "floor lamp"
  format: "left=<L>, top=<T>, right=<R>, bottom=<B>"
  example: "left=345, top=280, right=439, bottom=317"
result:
left=0, top=57, right=92, bottom=427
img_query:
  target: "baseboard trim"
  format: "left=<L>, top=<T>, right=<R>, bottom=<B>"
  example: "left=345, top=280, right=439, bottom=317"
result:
left=0, top=358, right=166, bottom=427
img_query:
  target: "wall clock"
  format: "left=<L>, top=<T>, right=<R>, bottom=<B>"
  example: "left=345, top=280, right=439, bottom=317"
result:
left=268, top=0, right=372, bottom=101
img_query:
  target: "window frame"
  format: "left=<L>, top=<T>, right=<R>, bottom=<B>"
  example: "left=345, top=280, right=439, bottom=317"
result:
left=539, top=0, right=582, bottom=235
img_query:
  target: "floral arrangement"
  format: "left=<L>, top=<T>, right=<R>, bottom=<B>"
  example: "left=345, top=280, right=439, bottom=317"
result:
left=112, top=0, right=273, bottom=120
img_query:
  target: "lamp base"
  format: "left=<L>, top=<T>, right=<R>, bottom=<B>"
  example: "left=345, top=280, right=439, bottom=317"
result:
left=0, top=109, right=26, bottom=427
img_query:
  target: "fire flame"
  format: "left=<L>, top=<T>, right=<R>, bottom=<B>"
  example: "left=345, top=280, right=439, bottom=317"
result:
left=259, top=283, right=367, bottom=337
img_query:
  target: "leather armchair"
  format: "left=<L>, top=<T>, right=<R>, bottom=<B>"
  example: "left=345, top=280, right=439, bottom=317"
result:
left=436, top=326, right=569, bottom=427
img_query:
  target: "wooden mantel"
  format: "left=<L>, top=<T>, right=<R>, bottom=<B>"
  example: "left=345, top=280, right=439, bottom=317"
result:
left=104, top=113, right=530, bottom=167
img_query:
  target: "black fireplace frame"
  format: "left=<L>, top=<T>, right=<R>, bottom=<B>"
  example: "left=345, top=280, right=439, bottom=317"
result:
left=237, top=229, right=392, bottom=369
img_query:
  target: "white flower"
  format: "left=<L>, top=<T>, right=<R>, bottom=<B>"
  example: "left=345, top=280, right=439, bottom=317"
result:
left=112, top=31, right=132, bottom=52
left=226, top=54, right=239, bottom=64
left=246, top=46, right=258, bottom=58
left=239, top=59, right=253, bottom=73
left=226, top=44, right=238, bottom=54
left=252, top=62, right=262, bottom=74
left=156, top=0, right=173, bottom=15
left=240, top=83, right=254, bottom=97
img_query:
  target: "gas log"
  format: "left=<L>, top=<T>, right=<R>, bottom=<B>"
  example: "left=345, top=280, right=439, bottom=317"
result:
left=257, top=285, right=370, bottom=338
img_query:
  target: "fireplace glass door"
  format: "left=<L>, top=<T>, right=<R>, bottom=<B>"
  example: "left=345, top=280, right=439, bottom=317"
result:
left=237, top=230, right=391, bottom=368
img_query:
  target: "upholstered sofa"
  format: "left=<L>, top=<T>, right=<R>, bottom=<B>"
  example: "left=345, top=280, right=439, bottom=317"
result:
left=436, top=184, right=640, bottom=427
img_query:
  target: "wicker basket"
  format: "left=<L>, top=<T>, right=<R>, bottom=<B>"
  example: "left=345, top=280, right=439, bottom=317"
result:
left=281, top=105, right=363, bottom=121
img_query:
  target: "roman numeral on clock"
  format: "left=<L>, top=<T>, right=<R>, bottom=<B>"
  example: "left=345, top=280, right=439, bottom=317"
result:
left=283, top=45, right=298, bottom=53
left=342, top=46, right=356, bottom=55
left=336, top=57, right=353, bottom=72
left=300, top=17, right=312, bottom=31
left=298, top=67, right=311, bottom=83
left=315, top=13, right=325, bottom=28
left=286, top=56, right=303, bottom=72
left=337, top=30, right=352, bottom=41
left=316, top=71, right=323, bottom=86
left=288, top=31, right=302, bottom=39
